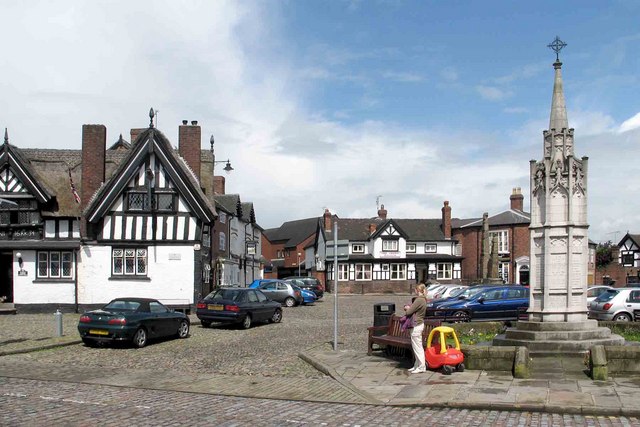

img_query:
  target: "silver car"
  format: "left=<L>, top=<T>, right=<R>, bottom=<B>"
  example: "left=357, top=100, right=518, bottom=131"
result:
left=256, top=280, right=304, bottom=307
left=588, top=288, right=640, bottom=322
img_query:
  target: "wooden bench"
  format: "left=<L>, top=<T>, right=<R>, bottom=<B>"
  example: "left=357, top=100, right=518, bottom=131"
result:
left=367, top=314, right=441, bottom=356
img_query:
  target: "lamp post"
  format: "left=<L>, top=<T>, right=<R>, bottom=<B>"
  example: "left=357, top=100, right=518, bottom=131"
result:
left=210, top=135, right=234, bottom=175
left=297, top=252, right=301, bottom=276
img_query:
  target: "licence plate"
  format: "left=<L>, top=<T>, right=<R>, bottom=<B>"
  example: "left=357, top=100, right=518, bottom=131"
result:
left=89, top=329, right=109, bottom=336
left=208, top=304, right=224, bottom=311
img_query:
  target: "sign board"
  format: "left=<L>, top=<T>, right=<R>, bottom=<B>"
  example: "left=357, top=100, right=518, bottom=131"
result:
left=246, top=241, right=257, bottom=256
left=18, top=270, right=28, bottom=276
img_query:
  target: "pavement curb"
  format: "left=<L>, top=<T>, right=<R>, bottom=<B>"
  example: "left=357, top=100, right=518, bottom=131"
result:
left=298, top=351, right=382, bottom=405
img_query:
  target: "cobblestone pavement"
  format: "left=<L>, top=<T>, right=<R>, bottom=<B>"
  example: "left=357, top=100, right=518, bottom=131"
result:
left=2, top=377, right=637, bottom=427
left=0, top=295, right=412, bottom=378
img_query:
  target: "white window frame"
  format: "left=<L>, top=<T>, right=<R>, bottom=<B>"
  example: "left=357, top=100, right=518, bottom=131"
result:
left=352, top=244, right=364, bottom=254
left=112, top=248, right=147, bottom=276
left=355, top=263, right=372, bottom=281
left=390, top=263, right=406, bottom=280
left=489, top=230, right=509, bottom=254
left=424, top=243, right=437, bottom=253
left=498, top=262, right=509, bottom=282
left=338, top=264, right=349, bottom=281
left=219, top=212, right=226, bottom=224
left=382, top=240, right=398, bottom=252
left=219, top=232, right=226, bottom=251
left=406, top=244, right=416, bottom=253
left=37, top=251, right=74, bottom=279
left=436, top=263, right=452, bottom=280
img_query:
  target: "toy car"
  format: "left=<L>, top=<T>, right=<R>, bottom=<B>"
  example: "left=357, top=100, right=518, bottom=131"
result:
left=424, top=326, right=465, bottom=375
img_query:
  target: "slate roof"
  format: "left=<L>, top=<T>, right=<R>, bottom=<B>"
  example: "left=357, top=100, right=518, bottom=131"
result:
left=263, top=217, right=320, bottom=248
left=325, top=217, right=446, bottom=241
left=619, top=233, right=640, bottom=248
left=452, top=209, right=530, bottom=229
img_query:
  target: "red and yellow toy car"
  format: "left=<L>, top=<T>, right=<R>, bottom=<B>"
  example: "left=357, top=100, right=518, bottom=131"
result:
left=424, top=326, right=465, bottom=375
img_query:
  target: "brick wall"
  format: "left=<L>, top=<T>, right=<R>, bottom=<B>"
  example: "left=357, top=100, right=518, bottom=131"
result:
left=179, top=122, right=201, bottom=182
left=453, top=227, right=481, bottom=284
left=81, top=124, right=106, bottom=237
left=335, top=280, right=415, bottom=294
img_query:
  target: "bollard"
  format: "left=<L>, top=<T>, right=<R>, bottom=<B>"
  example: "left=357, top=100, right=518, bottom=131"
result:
left=54, top=309, right=63, bottom=337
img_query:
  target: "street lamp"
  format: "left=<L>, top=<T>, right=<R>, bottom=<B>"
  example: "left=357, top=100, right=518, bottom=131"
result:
left=210, top=135, right=234, bottom=175
left=297, top=252, right=301, bottom=276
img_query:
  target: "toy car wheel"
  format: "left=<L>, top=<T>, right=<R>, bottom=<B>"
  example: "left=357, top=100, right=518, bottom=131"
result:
left=456, top=363, right=465, bottom=372
left=442, top=365, right=453, bottom=375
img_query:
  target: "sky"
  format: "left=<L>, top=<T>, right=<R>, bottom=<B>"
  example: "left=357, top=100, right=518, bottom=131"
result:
left=1, top=1, right=639, bottom=243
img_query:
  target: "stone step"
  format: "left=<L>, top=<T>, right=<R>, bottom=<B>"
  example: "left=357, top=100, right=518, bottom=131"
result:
left=504, top=327, right=615, bottom=341
left=0, top=303, right=16, bottom=315
left=493, top=335, right=626, bottom=354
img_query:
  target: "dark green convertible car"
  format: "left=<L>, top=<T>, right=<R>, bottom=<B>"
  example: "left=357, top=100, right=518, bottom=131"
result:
left=77, top=297, right=190, bottom=348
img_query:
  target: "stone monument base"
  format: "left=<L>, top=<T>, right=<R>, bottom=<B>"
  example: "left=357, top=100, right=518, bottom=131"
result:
left=492, top=320, right=625, bottom=355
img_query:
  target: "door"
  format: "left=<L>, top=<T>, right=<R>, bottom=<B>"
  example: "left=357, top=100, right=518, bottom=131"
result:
left=246, top=290, right=264, bottom=321
left=0, top=253, right=13, bottom=303
left=149, top=301, right=173, bottom=337
left=503, top=287, right=529, bottom=319
left=471, top=288, right=506, bottom=320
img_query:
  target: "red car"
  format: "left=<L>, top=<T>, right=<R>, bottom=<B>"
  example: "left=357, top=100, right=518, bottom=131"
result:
left=425, top=326, right=465, bottom=375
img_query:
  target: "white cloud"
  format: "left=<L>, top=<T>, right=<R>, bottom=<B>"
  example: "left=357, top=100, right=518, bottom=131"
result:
left=382, top=71, right=424, bottom=82
left=619, top=112, right=640, bottom=133
left=440, top=67, right=458, bottom=82
left=476, top=85, right=514, bottom=101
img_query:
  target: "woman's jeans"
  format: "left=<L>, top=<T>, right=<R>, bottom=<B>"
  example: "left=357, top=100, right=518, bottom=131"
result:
left=410, top=323, right=425, bottom=369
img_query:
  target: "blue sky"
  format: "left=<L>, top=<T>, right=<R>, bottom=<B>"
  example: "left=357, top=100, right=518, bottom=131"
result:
left=1, top=1, right=640, bottom=243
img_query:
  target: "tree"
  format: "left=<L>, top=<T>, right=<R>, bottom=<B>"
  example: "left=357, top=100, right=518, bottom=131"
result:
left=596, top=241, right=615, bottom=269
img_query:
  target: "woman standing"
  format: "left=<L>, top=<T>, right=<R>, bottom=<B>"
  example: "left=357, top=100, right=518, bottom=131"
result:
left=404, top=283, right=428, bottom=373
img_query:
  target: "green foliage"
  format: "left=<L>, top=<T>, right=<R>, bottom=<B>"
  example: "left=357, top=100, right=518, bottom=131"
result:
left=454, top=322, right=504, bottom=345
left=608, top=323, right=640, bottom=342
left=596, top=241, right=615, bottom=268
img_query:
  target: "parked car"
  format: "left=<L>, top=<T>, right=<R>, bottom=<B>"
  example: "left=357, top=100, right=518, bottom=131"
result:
left=427, top=285, right=488, bottom=309
left=249, top=279, right=304, bottom=307
left=428, top=285, right=529, bottom=322
left=433, top=285, right=467, bottom=300
left=292, top=285, right=317, bottom=305
left=283, top=276, right=325, bottom=298
left=426, top=284, right=447, bottom=299
left=77, top=297, right=190, bottom=348
left=588, top=288, right=640, bottom=322
left=587, top=285, right=614, bottom=306
left=196, top=287, right=283, bottom=329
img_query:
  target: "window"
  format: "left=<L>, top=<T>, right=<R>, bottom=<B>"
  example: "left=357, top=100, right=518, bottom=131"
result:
left=219, top=232, right=226, bottom=251
left=424, top=243, right=437, bottom=253
left=498, top=262, right=509, bottom=282
left=126, top=192, right=176, bottom=212
left=506, top=288, right=527, bottom=298
left=0, top=198, right=41, bottom=226
left=338, top=264, right=349, bottom=281
left=437, top=263, right=452, bottom=280
left=352, top=244, right=364, bottom=253
left=155, top=193, right=175, bottom=211
left=112, top=248, right=147, bottom=276
left=382, top=240, right=398, bottom=251
left=355, top=263, right=372, bottom=280
left=127, top=192, right=149, bottom=211
left=202, top=226, right=210, bottom=248
left=276, top=250, right=283, bottom=258
left=149, top=301, right=168, bottom=313
left=489, top=230, right=509, bottom=254
left=622, top=252, right=635, bottom=266
left=37, top=251, right=73, bottom=279
left=390, top=263, right=406, bottom=280
left=219, top=212, right=227, bottom=224
left=406, top=244, right=416, bottom=253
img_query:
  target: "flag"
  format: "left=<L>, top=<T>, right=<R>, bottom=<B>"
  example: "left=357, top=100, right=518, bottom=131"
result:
left=69, top=170, right=81, bottom=204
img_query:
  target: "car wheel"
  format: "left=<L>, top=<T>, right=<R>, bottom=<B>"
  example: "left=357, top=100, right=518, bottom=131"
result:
left=201, top=320, right=211, bottom=328
left=442, top=365, right=453, bottom=375
left=456, top=363, right=465, bottom=372
left=284, top=297, right=295, bottom=307
left=241, top=314, right=252, bottom=329
left=613, top=312, right=632, bottom=322
left=452, top=311, right=469, bottom=323
left=132, top=327, right=148, bottom=348
left=82, top=338, right=96, bottom=348
left=177, top=320, right=190, bottom=338
left=270, top=309, right=283, bottom=323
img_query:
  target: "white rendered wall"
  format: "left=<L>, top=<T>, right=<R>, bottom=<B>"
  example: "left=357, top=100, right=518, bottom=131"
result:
left=12, top=250, right=76, bottom=304
left=78, top=244, right=195, bottom=305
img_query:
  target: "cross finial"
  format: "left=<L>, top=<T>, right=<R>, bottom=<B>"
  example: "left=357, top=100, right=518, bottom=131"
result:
left=3, top=128, right=8, bottom=144
left=547, top=36, right=567, bottom=62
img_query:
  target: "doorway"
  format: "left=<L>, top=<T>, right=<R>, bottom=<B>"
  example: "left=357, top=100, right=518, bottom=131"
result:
left=0, top=252, right=13, bottom=303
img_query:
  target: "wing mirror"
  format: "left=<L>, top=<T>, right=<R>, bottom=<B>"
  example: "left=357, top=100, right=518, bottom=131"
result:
left=477, top=297, right=485, bottom=304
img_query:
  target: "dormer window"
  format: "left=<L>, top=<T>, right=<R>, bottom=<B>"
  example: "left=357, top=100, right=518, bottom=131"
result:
left=382, top=240, right=398, bottom=252
left=406, top=244, right=416, bottom=253
left=352, top=244, right=364, bottom=253
left=424, top=243, right=437, bottom=253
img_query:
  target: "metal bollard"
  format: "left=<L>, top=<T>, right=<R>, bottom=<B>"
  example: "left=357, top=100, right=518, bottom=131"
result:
left=54, top=309, right=63, bottom=337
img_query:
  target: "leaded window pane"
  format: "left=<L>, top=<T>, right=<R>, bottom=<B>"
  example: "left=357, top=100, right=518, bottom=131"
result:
left=128, top=193, right=148, bottom=211
left=113, top=258, right=123, bottom=274
left=38, top=252, right=48, bottom=277
left=156, top=194, right=174, bottom=211
left=61, top=252, right=72, bottom=277
left=50, top=252, right=60, bottom=277
left=137, top=256, right=147, bottom=274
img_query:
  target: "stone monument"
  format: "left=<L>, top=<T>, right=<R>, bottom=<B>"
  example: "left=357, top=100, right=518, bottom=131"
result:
left=493, top=38, right=624, bottom=353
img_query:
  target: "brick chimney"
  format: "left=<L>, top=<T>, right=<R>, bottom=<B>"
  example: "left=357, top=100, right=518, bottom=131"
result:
left=377, top=204, right=387, bottom=220
left=81, top=124, right=106, bottom=236
left=323, top=209, right=332, bottom=232
left=368, top=223, right=377, bottom=234
left=510, top=187, right=524, bottom=211
left=441, top=200, right=451, bottom=239
left=179, top=120, right=201, bottom=183
left=130, top=128, right=146, bottom=145
left=213, top=176, right=226, bottom=195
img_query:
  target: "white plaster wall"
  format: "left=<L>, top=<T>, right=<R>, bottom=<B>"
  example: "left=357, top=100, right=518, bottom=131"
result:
left=12, top=250, right=75, bottom=304
left=78, top=244, right=195, bottom=305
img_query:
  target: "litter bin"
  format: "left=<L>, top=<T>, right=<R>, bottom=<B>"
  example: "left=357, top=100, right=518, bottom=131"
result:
left=373, top=302, right=396, bottom=335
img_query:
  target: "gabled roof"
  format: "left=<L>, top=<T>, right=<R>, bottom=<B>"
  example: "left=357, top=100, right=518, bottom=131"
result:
left=214, top=194, right=241, bottom=216
left=0, top=140, right=54, bottom=204
left=325, top=217, right=446, bottom=242
left=618, top=233, right=640, bottom=249
left=453, top=209, right=530, bottom=229
left=263, top=217, right=320, bottom=248
left=370, top=219, right=409, bottom=240
left=85, top=127, right=216, bottom=223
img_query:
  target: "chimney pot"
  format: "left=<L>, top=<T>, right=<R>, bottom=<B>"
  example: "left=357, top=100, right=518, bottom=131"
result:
left=191, top=120, right=198, bottom=125
left=441, top=200, right=452, bottom=239
left=182, top=120, right=188, bottom=125
left=323, top=209, right=332, bottom=232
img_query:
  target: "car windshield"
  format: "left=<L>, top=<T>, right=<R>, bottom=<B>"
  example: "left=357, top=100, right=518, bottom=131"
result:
left=456, top=287, right=485, bottom=299
left=595, top=289, right=620, bottom=302
left=448, top=287, right=467, bottom=298
left=206, top=289, right=245, bottom=302
left=104, top=300, right=141, bottom=311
